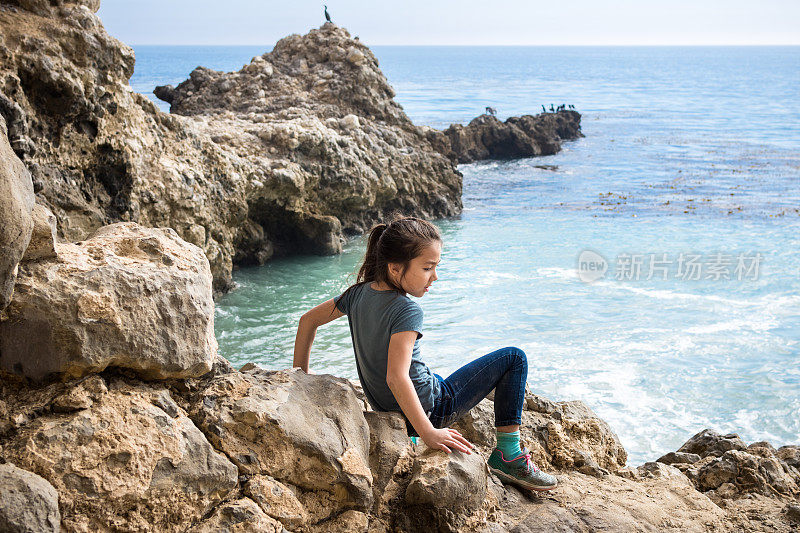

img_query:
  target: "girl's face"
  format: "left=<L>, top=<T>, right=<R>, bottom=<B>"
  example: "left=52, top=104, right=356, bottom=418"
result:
left=390, top=241, right=441, bottom=298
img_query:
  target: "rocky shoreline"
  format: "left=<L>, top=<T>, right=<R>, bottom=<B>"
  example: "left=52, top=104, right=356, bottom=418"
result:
left=2, top=115, right=798, bottom=531
left=0, top=1, right=579, bottom=295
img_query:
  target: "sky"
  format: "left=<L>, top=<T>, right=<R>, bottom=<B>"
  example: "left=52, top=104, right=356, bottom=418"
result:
left=97, top=1, right=800, bottom=46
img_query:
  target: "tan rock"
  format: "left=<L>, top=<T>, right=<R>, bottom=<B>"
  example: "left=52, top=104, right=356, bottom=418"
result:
left=0, top=116, right=35, bottom=311
left=22, top=203, right=58, bottom=262
left=452, top=398, right=496, bottom=448
left=364, top=410, right=410, bottom=500
left=244, top=475, right=309, bottom=528
left=404, top=446, right=489, bottom=531
left=489, top=469, right=726, bottom=532
left=0, top=222, right=218, bottom=381
left=308, top=509, right=369, bottom=532
left=346, top=48, right=367, bottom=66
left=188, top=498, right=284, bottom=533
left=2, top=377, right=239, bottom=532
left=677, top=429, right=800, bottom=499
left=189, top=367, right=373, bottom=511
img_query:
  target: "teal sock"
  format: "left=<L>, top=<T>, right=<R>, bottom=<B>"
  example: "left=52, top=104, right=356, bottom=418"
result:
left=495, top=430, right=523, bottom=460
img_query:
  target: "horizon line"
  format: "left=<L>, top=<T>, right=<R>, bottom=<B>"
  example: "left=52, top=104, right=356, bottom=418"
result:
left=128, top=43, right=800, bottom=47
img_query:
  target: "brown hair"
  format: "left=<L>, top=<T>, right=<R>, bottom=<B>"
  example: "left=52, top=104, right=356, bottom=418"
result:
left=332, top=214, right=441, bottom=314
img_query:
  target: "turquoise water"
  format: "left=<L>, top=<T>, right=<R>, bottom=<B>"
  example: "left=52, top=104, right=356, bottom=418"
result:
left=131, top=45, right=800, bottom=465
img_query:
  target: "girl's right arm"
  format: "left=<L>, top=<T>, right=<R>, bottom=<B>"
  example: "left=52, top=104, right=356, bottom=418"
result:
left=293, top=298, right=344, bottom=373
left=387, top=331, right=473, bottom=454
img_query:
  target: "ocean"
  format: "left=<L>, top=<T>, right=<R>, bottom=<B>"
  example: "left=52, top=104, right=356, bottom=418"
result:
left=130, top=44, right=800, bottom=465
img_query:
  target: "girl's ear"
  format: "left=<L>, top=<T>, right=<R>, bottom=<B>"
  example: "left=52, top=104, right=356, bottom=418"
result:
left=387, top=261, right=403, bottom=279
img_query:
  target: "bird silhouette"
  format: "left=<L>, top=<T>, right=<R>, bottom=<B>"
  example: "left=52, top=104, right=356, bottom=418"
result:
left=549, top=104, right=555, bottom=113
left=542, top=105, right=547, bottom=113
left=324, top=5, right=331, bottom=23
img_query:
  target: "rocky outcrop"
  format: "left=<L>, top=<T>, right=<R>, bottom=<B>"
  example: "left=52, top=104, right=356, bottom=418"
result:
left=0, top=222, right=217, bottom=381
left=0, top=0, right=251, bottom=293
left=0, top=4, right=462, bottom=294
left=404, top=447, right=489, bottom=531
left=186, top=364, right=376, bottom=525
left=1, top=356, right=798, bottom=532
left=435, top=110, right=583, bottom=164
left=0, top=373, right=239, bottom=532
left=156, top=22, right=463, bottom=253
left=0, top=462, right=60, bottom=533
left=0, top=114, right=34, bottom=311
left=659, top=429, right=800, bottom=506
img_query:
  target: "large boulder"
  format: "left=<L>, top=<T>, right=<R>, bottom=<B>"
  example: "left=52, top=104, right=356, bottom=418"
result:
left=677, top=428, right=748, bottom=457
left=403, top=447, right=490, bottom=532
left=188, top=367, right=374, bottom=524
left=243, top=475, right=309, bottom=529
left=0, top=222, right=218, bottom=381
left=0, top=115, right=35, bottom=311
left=1, top=375, right=239, bottom=532
left=0, top=462, right=60, bottom=533
left=156, top=22, right=464, bottom=258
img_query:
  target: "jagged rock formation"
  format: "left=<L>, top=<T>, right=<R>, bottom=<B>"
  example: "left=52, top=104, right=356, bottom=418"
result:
left=2, top=357, right=798, bottom=532
left=0, top=222, right=218, bottom=381
left=154, top=22, right=464, bottom=256
left=658, top=429, right=800, bottom=500
left=0, top=373, right=239, bottom=532
left=0, top=3, right=462, bottom=294
left=434, top=111, right=583, bottom=164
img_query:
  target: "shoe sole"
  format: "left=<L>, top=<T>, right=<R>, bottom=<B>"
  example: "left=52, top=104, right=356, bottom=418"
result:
left=489, top=466, right=558, bottom=492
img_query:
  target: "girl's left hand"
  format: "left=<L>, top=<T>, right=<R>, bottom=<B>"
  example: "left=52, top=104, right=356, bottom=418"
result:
left=421, top=427, right=473, bottom=454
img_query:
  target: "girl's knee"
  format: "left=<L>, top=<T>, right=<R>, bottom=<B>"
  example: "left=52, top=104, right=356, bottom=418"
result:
left=505, top=346, right=527, bottom=368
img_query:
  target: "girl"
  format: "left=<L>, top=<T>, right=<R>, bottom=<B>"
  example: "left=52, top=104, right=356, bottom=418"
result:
left=292, top=215, right=557, bottom=491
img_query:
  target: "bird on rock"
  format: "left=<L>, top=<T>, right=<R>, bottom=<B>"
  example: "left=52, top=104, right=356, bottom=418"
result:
left=324, top=5, right=332, bottom=23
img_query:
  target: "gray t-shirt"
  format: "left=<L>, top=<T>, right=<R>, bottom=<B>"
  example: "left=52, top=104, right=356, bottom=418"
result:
left=334, top=282, right=441, bottom=413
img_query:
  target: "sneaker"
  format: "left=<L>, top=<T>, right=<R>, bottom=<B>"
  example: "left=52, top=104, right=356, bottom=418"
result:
left=487, top=448, right=558, bottom=491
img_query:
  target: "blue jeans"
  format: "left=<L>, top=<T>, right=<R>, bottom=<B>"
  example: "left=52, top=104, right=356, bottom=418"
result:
left=407, top=346, right=528, bottom=436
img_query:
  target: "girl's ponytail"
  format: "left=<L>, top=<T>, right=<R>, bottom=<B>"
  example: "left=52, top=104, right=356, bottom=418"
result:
left=359, top=223, right=388, bottom=282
